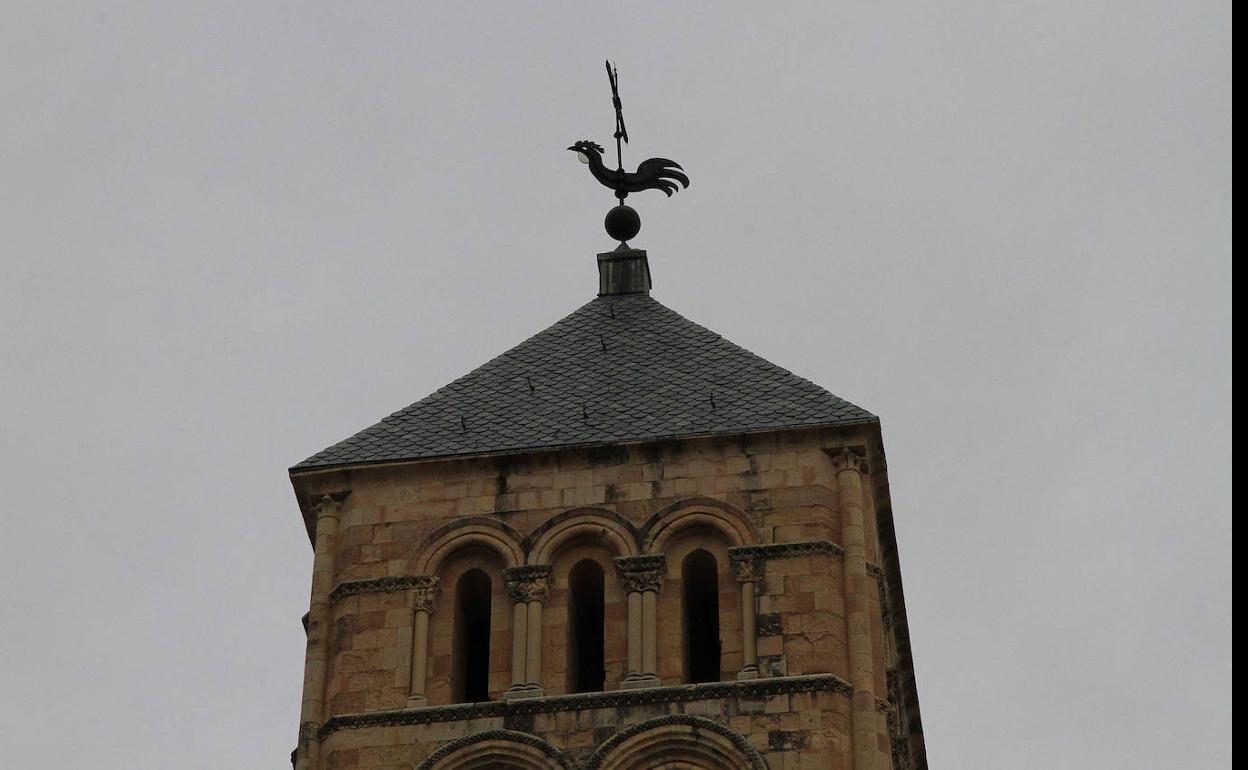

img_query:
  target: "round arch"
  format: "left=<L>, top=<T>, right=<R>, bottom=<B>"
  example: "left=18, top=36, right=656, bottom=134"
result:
left=586, top=715, right=767, bottom=770
left=527, top=507, right=641, bottom=564
left=412, top=517, right=525, bottom=575
left=417, top=729, right=576, bottom=770
left=641, top=498, right=758, bottom=554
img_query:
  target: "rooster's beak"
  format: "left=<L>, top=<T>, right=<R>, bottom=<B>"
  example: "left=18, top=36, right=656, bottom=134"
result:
left=566, top=146, right=577, bottom=151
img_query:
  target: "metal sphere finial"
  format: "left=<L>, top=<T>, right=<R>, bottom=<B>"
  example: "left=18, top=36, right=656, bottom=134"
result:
left=604, top=205, right=641, bottom=243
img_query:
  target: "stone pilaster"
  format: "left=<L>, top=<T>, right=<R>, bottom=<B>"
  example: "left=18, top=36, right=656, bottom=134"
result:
left=615, top=554, right=664, bottom=689
left=406, top=576, right=439, bottom=707
left=730, top=550, right=762, bottom=680
left=294, top=494, right=343, bottom=770
left=833, top=447, right=885, bottom=770
left=502, top=565, right=551, bottom=700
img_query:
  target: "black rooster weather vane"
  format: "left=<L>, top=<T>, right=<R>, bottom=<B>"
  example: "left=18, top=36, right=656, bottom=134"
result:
left=569, top=61, right=689, bottom=245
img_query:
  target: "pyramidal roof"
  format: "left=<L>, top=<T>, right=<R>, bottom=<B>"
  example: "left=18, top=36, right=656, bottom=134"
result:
left=293, top=270, right=875, bottom=473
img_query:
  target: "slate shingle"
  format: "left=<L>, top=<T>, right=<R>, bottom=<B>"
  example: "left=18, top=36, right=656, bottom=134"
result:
left=292, top=294, right=875, bottom=471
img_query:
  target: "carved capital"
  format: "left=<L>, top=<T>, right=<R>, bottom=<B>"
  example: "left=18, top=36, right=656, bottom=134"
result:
left=410, top=575, right=439, bottom=613
left=311, top=491, right=350, bottom=520
left=826, top=445, right=869, bottom=474
left=297, top=719, right=318, bottom=742
left=504, top=565, right=552, bottom=605
left=614, top=554, right=665, bottom=594
left=729, top=551, right=761, bottom=584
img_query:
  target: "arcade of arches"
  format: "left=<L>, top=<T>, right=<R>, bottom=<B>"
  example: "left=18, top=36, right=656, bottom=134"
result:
left=291, top=433, right=924, bottom=769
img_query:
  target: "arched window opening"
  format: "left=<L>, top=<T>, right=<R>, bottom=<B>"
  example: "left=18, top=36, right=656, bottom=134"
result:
left=566, top=559, right=606, bottom=693
left=452, top=569, right=492, bottom=703
left=682, top=549, right=721, bottom=683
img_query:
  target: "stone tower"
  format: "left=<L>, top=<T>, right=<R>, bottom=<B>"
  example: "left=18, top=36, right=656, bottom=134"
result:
left=288, top=247, right=927, bottom=769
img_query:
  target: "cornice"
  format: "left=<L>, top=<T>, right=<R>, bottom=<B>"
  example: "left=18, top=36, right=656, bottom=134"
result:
left=318, top=673, right=853, bottom=739
left=728, top=540, right=845, bottom=560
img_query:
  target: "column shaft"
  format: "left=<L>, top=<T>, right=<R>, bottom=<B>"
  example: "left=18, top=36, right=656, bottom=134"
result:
left=525, top=600, right=543, bottom=685
left=839, top=453, right=881, bottom=770
left=295, top=496, right=340, bottom=770
left=503, top=565, right=548, bottom=700
left=641, top=589, right=658, bottom=676
left=616, top=555, right=663, bottom=689
left=626, top=590, right=643, bottom=675
left=739, top=579, right=759, bottom=679
left=406, top=576, right=437, bottom=707
left=511, top=600, right=528, bottom=687
left=409, top=609, right=429, bottom=700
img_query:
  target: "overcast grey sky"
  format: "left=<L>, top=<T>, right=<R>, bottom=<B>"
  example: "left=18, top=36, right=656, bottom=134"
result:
left=0, top=2, right=1230, bottom=768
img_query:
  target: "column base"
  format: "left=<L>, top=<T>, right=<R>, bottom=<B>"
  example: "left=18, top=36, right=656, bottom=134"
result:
left=406, top=694, right=429, bottom=708
left=619, top=672, right=662, bottom=689
left=502, top=683, right=545, bottom=701
left=736, top=664, right=760, bottom=680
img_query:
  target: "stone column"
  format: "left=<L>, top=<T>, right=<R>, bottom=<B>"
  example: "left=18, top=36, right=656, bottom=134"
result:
left=615, top=555, right=664, bottom=689
left=502, top=565, right=551, bottom=700
left=835, top=447, right=883, bottom=770
left=642, top=589, right=659, bottom=678
left=509, top=600, right=528, bottom=690
left=406, top=576, right=438, bottom=707
left=294, top=494, right=342, bottom=770
left=730, top=550, right=761, bottom=680
left=526, top=589, right=545, bottom=689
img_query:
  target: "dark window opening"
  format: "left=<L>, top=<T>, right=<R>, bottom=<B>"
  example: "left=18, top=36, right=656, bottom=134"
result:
left=452, top=569, right=492, bottom=702
left=566, top=559, right=606, bottom=693
left=682, top=549, right=721, bottom=683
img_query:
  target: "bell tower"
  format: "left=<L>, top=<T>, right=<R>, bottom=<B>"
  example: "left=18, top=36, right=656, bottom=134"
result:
left=288, top=64, right=927, bottom=770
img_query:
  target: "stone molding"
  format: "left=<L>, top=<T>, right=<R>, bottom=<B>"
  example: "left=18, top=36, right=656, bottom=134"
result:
left=639, top=496, right=762, bottom=551
left=728, top=539, right=845, bottom=562
left=328, top=575, right=432, bottom=604
left=503, top=564, right=552, bottom=604
left=582, top=714, right=767, bottom=770
left=524, top=506, right=643, bottom=560
left=413, top=729, right=576, bottom=770
left=613, top=554, right=665, bottom=593
left=317, top=673, right=853, bottom=739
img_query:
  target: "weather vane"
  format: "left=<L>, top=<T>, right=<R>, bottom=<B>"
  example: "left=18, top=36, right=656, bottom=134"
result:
left=569, top=61, right=689, bottom=245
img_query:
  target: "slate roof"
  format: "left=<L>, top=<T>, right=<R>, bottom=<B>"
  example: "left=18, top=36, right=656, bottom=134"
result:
left=292, top=294, right=876, bottom=472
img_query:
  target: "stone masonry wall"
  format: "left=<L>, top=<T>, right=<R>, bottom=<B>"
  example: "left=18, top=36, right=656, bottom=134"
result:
left=318, top=681, right=857, bottom=770
left=291, top=425, right=906, bottom=769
